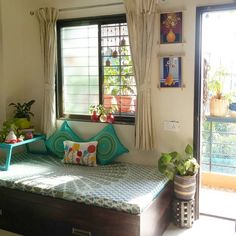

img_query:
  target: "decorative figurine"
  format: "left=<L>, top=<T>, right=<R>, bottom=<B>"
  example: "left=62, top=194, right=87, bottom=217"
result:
left=5, top=130, right=17, bottom=144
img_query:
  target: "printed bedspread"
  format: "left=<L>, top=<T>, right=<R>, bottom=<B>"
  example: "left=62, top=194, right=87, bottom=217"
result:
left=0, top=152, right=169, bottom=214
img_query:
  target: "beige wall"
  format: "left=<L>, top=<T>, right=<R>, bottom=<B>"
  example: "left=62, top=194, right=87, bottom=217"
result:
left=0, top=0, right=233, bottom=165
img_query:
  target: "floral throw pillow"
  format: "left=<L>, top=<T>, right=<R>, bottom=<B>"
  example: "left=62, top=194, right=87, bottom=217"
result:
left=63, top=140, right=98, bottom=167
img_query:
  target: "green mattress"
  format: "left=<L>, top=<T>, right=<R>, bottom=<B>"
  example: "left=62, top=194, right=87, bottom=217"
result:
left=0, top=152, right=169, bottom=214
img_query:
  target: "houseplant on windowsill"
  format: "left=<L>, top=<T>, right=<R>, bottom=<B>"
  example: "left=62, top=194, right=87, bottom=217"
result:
left=158, top=144, right=199, bottom=200
left=208, top=66, right=230, bottom=117
left=8, top=99, right=35, bottom=129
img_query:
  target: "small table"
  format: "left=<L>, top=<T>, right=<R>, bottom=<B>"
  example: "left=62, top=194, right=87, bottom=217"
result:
left=0, top=134, right=45, bottom=171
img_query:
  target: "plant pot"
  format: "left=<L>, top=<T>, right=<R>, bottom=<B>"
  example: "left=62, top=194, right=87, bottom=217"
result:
left=115, top=96, right=133, bottom=113
left=103, top=95, right=114, bottom=110
left=174, top=174, right=196, bottom=200
left=210, top=97, right=228, bottom=117
left=15, top=118, right=31, bottom=129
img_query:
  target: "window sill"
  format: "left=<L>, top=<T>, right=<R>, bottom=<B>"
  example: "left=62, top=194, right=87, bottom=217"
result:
left=57, top=116, right=135, bottom=126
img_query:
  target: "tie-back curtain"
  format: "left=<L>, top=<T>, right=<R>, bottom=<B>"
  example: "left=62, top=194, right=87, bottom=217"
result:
left=124, top=0, right=158, bottom=150
left=36, top=8, right=59, bottom=137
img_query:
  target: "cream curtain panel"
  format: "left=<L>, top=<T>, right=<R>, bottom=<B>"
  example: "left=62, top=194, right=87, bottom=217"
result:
left=37, top=8, right=59, bottom=136
left=124, top=0, right=158, bottom=150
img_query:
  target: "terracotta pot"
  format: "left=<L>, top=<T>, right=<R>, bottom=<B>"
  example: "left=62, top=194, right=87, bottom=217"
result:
left=210, top=97, right=228, bottom=117
left=174, top=174, right=196, bottom=200
left=115, top=96, right=133, bottom=113
left=103, top=95, right=114, bottom=110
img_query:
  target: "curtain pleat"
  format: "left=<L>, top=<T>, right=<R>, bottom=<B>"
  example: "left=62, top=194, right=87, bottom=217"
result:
left=36, top=8, right=59, bottom=136
left=124, top=0, right=158, bottom=150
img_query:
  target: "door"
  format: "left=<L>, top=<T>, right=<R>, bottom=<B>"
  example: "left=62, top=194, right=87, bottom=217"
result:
left=194, top=3, right=236, bottom=220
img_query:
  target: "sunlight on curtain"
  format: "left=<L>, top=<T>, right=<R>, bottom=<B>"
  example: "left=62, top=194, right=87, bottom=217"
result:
left=123, top=0, right=158, bottom=150
left=37, top=8, right=59, bottom=136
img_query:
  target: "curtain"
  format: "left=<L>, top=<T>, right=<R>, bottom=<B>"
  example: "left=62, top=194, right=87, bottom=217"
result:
left=123, top=0, right=158, bottom=150
left=36, top=8, right=59, bottom=136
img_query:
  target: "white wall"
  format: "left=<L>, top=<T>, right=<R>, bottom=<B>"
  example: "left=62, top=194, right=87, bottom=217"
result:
left=0, top=0, right=233, bottom=165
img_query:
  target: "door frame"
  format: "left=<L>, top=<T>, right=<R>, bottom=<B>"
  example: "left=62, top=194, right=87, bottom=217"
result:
left=194, top=3, right=236, bottom=220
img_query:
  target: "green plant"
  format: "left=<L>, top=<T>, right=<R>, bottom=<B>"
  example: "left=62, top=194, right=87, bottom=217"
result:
left=103, top=46, right=135, bottom=96
left=0, top=118, right=20, bottom=142
left=208, top=66, right=230, bottom=99
left=158, top=144, right=199, bottom=181
left=9, top=100, right=35, bottom=120
left=89, top=104, right=116, bottom=115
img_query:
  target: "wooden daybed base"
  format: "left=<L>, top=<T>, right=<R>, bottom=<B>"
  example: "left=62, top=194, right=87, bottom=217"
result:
left=0, top=183, right=172, bottom=236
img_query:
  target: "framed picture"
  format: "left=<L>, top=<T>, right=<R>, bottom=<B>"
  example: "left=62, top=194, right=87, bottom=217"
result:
left=160, top=12, right=182, bottom=44
left=160, top=56, right=182, bottom=88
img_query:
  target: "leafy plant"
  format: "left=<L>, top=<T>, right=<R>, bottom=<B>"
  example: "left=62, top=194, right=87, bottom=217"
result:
left=158, top=144, right=199, bottom=180
left=9, top=100, right=35, bottom=120
left=208, top=66, right=230, bottom=99
left=103, top=46, right=135, bottom=96
left=0, top=118, right=20, bottom=142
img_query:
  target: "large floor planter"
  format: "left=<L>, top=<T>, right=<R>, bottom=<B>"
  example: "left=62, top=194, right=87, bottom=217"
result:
left=210, top=97, right=228, bottom=117
left=174, top=174, right=196, bottom=200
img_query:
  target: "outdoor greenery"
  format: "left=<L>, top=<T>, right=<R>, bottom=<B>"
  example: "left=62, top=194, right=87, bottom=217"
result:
left=103, top=46, right=135, bottom=96
left=202, top=120, right=236, bottom=175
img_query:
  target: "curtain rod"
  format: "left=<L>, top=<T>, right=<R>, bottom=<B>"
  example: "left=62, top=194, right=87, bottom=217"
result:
left=30, top=2, right=124, bottom=15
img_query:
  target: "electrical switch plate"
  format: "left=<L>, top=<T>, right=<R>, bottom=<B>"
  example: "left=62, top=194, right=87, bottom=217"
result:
left=163, top=120, right=180, bottom=132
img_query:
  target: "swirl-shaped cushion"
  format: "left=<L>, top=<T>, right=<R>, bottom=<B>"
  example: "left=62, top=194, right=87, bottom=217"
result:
left=46, top=121, right=83, bottom=158
left=89, top=124, right=128, bottom=164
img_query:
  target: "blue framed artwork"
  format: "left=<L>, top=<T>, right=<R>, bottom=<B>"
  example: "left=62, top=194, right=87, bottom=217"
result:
left=160, top=57, right=182, bottom=88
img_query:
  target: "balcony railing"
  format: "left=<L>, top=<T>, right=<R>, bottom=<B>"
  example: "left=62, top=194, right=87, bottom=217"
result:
left=201, top=116, right=236, bottom=175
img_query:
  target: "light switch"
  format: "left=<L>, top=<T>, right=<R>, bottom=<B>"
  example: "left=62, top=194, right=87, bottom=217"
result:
left=164, top=120, right=180, bottom=132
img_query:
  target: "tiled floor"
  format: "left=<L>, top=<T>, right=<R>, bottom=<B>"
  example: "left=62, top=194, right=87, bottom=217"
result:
left=200, top=187, right=236, bottom=219
left=163, top=215, right=235, bottom=236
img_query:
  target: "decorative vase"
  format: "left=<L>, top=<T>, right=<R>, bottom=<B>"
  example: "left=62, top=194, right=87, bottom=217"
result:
left=106, top=113, right=115, bottom=123
left=91, top=111, right=99, bottom=122
left=99, top=114, right=107, bottom=122
left=166, top=29, right=176, bottom=43
left=174, top=174, right=196, bottom=200
left=210, top=97, right=228, bottom=117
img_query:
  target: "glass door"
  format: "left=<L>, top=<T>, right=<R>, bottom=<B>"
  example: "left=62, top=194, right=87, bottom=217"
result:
left=195, top=3, right=236, bottom=220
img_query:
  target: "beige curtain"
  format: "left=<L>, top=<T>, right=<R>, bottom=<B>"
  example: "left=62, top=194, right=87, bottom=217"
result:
left=37, top=8, right=59, bottom=136
left=124, top=0, right=158, bottom=150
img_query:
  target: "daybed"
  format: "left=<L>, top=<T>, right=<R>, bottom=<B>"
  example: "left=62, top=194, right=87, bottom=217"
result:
left=0, top=152, right=172, bottom=236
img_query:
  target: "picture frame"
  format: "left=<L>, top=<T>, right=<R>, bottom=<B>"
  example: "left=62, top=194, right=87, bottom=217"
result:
left=159, top=56, right=182, bottom=88
left=160, top=12, right=182, bottom=44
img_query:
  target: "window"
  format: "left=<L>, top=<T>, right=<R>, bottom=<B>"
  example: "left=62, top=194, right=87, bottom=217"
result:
left=57, top=15, right=136, bottom=123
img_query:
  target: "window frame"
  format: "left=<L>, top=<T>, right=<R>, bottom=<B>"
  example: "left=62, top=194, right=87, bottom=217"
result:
left=56, top=14, right=135, bottom=124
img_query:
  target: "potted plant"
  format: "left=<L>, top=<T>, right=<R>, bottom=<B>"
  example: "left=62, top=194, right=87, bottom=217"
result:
left=158, top=144, right=199, bottom=200
left=208, top=66, right=229, bottom=117
left=89, top=104, right=115, bottom=123
left=8, top=99, right=35, bottom=129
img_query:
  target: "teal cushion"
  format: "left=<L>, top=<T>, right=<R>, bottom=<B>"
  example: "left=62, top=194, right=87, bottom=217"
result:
left=45, top=121, right=83, bottom=158
left=89, top=124, right=128, bottom=164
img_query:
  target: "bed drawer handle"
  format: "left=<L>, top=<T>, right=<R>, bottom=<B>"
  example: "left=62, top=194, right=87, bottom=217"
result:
left=72, top=228, right=91, bottom=236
